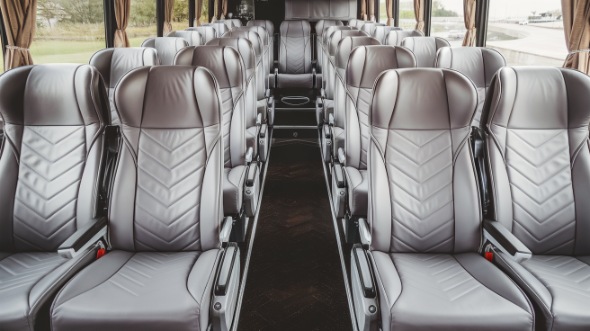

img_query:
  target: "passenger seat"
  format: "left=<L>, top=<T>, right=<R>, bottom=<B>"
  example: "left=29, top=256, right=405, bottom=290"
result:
left=90, top=48, right=158, bottom=125
left=276, top=20, right=315, bottom=88
left=385, top=29, right=423, bottom=46
left=371, top=26, right=401, bottom=44
left=400, top=36, right=450, bottom=67
left=247, top=20, right=275, bottom=71
left=166, top=30, right=203, bottom=46
left=140, top=37, right=188, bottom=65
left=186, top=26, right=217, bottom=43
left=314, top=20, right=343, bottom=72
left=0, top=64, right=110, bottom=331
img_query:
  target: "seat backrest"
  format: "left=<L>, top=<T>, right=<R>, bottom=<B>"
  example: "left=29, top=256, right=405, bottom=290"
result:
left=141, top=37, right=188, bottom=65
left=216, top=19, right=234, bottom=30
left=0, top=64, right=109, bottom=252
left=344, top=46, right=416, bottom=171
left=372, top=26, right=401, bottom=44
left=223, top=30, right=263, bottom=64
left=234, top=26, right=269, bottom=48
left=360, top=22, right=378, bottom=35
left=175, top=46, right=247, bottom=168
left=482, top=67, right=590, bottom=256
left=385, top=29, right=424, bottom=46
left=166, top=30, right=203, bottom=46
left=348, top=18, right=360, bottom=28
left=321, top=26, right=352, bottom=78
left=109, top=66, right=224, bottom=252
left=279, top=20, right=312, bottom=74
left=315, top=20, right=343, bottom=61
left=368, top=68, right=478, bottom=254
left=186, top=26, right=217, bottom=43
left=322, top=26, right=352, bottom=49
left=90, top=48, right=158, bottom=125
left=401, top=36, right=450, bottom=67
left=247, top=20, right=274, bottom=36
left=206, top=22, right=229, bottom=37
left=328, top=30, right=367, bottom=58
left=436, top=47, right=505, bottom=127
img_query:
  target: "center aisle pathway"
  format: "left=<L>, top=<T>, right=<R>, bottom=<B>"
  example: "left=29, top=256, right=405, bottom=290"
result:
left=238, top=140, right=352, bottom=331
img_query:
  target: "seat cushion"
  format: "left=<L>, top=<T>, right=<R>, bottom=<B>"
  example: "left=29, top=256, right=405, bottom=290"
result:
left=344, top=167, right=368, bottom=216
left=0, top=252, right=94, bottom=331
left=51, top=250, right=220, bottom=331
left=372, top=252, right=534, bottom=331
left=223, top=166, right=247, bottom=215
left=496, top=253, right=590, bottom=331
left=276, top=73, right=314, bottom=88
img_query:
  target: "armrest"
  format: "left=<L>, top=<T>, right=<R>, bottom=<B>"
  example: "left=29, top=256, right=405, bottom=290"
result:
left=323, top=123, right=332, bottom=139
left=265, top=89, right=271, bottom=99
left=245, top=162, right=258, bottom=187
left=352, top=244, right=376, bottom=298
left=214, top=243, right=239, bottom=296
left=333, top=162, right=346, bottom=189
left=358, top=218, right=371, bottom=249
left=320, top=88, right=326, bottom=99
left=259, top=123, right=267, bottom=139
left=338, top=147, right=345, bottom=164
left=245, top=147, right=254, bottom=164
left=219, top=216, right=233, bottom=246
left=484, top=220, right=532, bottom=261
left=328, top=113, right=335, bottom=127
left=58, top=216, right=107, bottom=258
left=256, top=113, right=262, bottom=126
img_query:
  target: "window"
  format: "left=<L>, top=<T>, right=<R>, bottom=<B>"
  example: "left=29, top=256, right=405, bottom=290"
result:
left=171, top=0, right=189, bottom=32
left=379, top=0, right=388, bottom=23
left=129, top=0, right=157, bottom=47
left=399, top=0, right=416, bottom=30
left=31, top=0, right=106, bottom=64
left=486, top=0, right=566, bottom=66
left=430, top=0, right=464, bottom=46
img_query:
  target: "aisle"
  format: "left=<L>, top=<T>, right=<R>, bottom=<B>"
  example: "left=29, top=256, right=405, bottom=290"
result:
left=237, top=140, right=352, bottom=331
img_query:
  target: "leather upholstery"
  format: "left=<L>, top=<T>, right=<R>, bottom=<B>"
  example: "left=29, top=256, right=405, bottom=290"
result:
left=400, top=36, right=450, bottom=67
left=167, top=30, right=203, bottom=46
left=247, top=20, right=275, bottom=69
left=186, top=26, right=217, bottom=43
left=385, top=29, right=424, bottom=46
left=225, top=28, right=269, bottom=100
left=326, top=30, right=367, bottom=101
left=483, top=67, right=590, bottom=330
left=360, top=22, right=382, bottom=36
left=0, top=64, right=109, bottom=331
left=321, top=26, right=352, bottom=89
left=372, top=26, right=401, bottom=44
left=436, top=47, right=505, bottom=126
left=206, top=22, right=229, bottom=37
left=366, top=68, right=534, bottom=331
left=279, top=20, right=312, bottom=74
left=90, top=48, right=158, bottom=125
left=315, top=20, right=343, bottom=72
left=175, top=46, right=250, bottom=215
left=141, top=37, right=189, bottom=65
left=51, top=66, right=225, bottom=331
left=342, top=46, right=415, bottom=216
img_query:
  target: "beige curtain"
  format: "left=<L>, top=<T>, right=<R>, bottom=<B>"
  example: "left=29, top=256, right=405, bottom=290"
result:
left=386, top=0, right=393, bottom=26
left=0, top=0, right=36, bottom=70
left=360, top=0, right=367, bottom=20
left=164, top=0, right=174, bottom=34
left=414, top=0, right=424, bottom=32
left=562, top=0, right=590, bottom=74
left=462, top=0, right=476, bottom=46
left=196, top=0, right=203, bottom=26
left=221, top=0, right=227, bottom=19
left=114, top=0, right=130, bottom=47
left=368, top=0, right=375, bottom=21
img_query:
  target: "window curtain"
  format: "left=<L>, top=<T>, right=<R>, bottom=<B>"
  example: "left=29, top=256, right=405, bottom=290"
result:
left=386, top=0, right=393, bottom=26
left=0, top=0, right=36, bottom=69
left=462, top=0, right=476, bottom=46
left=221, top=0, right=227, bottom=19
left=414, top=0, right=424, bottom=32
left=361, top=0, right=367, bottom=20
left=114, top=0, right=130, bottom=47
left=368, top=0, right=375, bottom=21
left=196, top=0, right=203, bottom=25
left=164, top=0, right=174, bottom=34
left=562, top=0, right=590, bottom=74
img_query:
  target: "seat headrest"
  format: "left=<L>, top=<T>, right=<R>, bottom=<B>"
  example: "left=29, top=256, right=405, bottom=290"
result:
left=0, top=64, right=109, bottom=126
left=233, top=26, right=269, bottom=46
left=347, top=46, right=416, bottom=88
left=222, top=30, right=263, bottom=58
left=174, top=45, right=246, bottom=90
left=167, top=30, right=203, bottom=46
left=186, top=26, right=217, bottom=43
left=482, top=67, right=590, bottom=130
left=315, top=20, right=343, bottom=35
left=141, top=37, right=189, bottom=65
left=280, top=20, right=311, bottom=37
left=206, top=22, right=229, bottom=37
left=114, top=66, right=221, bottom=129
left=328, top=30, right=367, bottom=56
left=247, top=20, right=274, bottom=35
left=335, top=36, right=380, bottom=69
left=401, top=37, right=450, bottom=67
left=206, top=37, right=256, bottom=71
left=372, top=68, right=477, bottom=130
left=436, top=47, right=505, bottom=89
left=385, top=29, right=424, bottom=46
left=322, top=26, right=352, bottom=44
left=90, top=47, right=158, bottom=88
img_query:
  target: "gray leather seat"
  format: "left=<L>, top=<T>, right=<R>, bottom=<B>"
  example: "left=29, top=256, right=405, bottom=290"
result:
left=314, top=20, right=343, bottom=72
left=372, top=26, right=401, bottom=44
left=247, top=20, right=275, bottom=71
left=350, top=68, right=535, bottom=331
left=400, top=36, right=450, bottom=67
left=90, top=48, right=158, bottom=125
left=330, top=46, right=415, bottom=225
left=229, top=18, right=243, bottom=28
left=321, top=37, right=380, bottom=163
left=436, top=47, right=505, bottom=126
left=0, top=64, right=110, bottom=331
left=186, top=26, right=217, bottom=43
left=175, top=46, right=261, bottom=219
left=276, top=20, right=314, bottom=88
left=481, top=67, right=590, bottom=331
left=140, top=37, right=188, bottom=65
left=348, top=18, right=360, bottom=28
left=385, top=29, right=424, bottom=46
left=360, top=22, right=383, bottom=36
left=206, top=22, right=229, bottom=37
left=51, top=66, right=239, bottom=331
left=166, top=30, right=203, bottom=46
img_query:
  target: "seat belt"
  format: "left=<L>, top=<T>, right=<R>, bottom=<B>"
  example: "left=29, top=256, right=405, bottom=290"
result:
left=97, top=125, right=121, bottom=216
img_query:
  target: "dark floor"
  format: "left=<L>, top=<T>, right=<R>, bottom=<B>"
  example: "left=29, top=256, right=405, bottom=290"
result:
left=238, top=139, right=352, bottom=331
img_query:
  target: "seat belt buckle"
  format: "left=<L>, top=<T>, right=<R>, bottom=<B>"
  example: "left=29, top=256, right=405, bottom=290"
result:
left=484, top=251, right=494, bottom=262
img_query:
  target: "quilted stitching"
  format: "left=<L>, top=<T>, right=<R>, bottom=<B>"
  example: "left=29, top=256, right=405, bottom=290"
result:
left=14, top=126, right=86, bottom=251
left=135, top=129, right=205, bottom=251
left=506, top=130, right=575, bottom=254
left=0, top=253, right=65, bottom=293
left=219, top=87, right=239, bottom=167
left=356, top=87, right=372, bottom=169
left=522, top=256, right=590, bottom=300
left=388, top=130, right=454, bottom=253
